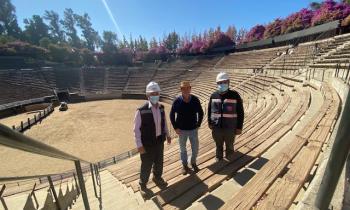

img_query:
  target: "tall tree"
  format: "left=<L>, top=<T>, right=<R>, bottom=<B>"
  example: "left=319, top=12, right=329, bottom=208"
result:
left=43, top=10, right=65, bottom=43
left=163, top=31, right=179, bottom=52
left=61, top=8, right=81, bottom=48
left=119, top=35, right=128, bottom=48
left=149, top=37, right=158, bottom=48
left=75, top=13, right=101, bottom=50
left=0, top=0, right=22, bottom=38
left=102, top=30, right=117, bottom=53
left=129, top=34, right=134, bottom=51
left=310, top=2, right=321, bottom=10
left=226, top=25, right=237, bottom=41
left=23, top=15, right=49, bottom=45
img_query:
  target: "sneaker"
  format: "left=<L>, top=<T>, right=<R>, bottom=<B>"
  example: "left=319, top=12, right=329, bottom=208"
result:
left=191, top=163, right=199, bottom=173
left=152, top=177, right=168, bottom=188
left=182, top=165, right=191, bottom=175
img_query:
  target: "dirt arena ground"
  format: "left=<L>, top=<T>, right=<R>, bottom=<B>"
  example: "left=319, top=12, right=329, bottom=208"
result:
left=0, top=99, right=172, bottom=177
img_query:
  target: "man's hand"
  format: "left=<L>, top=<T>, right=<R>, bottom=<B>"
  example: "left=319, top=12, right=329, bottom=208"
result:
left=235, top=129, right=242, bottom=135
left=138, top=146, right=146, bottom=154
left=167, top=136, right=172, bottom=144
left=175, top=129, right=181, bottom=135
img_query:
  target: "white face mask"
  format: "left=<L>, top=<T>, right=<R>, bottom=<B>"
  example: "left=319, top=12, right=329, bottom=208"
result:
left=149, top=95, right=160, bottom=104
left=218, top=83, right=229, bottom=92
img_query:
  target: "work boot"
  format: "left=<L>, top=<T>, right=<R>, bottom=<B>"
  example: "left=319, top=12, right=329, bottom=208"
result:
left=182, top=164, right=191, bottom=175
left=191, top=163, right=200, bottom=173
left=152, top=177, right=168, bottom=188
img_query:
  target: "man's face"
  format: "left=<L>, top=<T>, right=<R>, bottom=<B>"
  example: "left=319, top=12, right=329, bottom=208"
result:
left=148, top=92, right=160, bottom=98
left=217, top=80, right=229, bottom=86
left=181, top=86, right=191, bottom=98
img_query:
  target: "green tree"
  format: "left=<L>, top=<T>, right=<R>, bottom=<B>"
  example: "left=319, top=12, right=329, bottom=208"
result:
left=119, top=35, right=128, bottom=48
left=44, top=10, right=65, bottom=43
left=149, top=37, right=158, bottom=48
left=102, top=30, right=118, bottom=53
left=61, top=8, right=81, bottom=48
left=129, top=34, right=135, bottom=51
left=226, top=25, right=237, bottom=41
left=0, top=0, right=22, bottom=38
left=39, top=37, right=52, bottom=49
left=75, top=13, right=101, bottom=50
left=310, top=2, right=321, bottom=10
left=163, top=31, right=179, bottom=52
left=23, top=15, right=50, bottom=45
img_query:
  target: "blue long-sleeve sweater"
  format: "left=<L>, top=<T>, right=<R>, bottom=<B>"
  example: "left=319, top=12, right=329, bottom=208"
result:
left=170, top=95, right=204, bottom=130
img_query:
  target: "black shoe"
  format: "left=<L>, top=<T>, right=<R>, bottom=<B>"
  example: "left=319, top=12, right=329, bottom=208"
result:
left=182, top=165, right=191, bottom=175
left=138, top=184, right=153, bottom=199
left=215, top=158, right=223, bottom=162
left=191, top=163, right=199, bottom=173
left=152, top=177, right=168, bottom=188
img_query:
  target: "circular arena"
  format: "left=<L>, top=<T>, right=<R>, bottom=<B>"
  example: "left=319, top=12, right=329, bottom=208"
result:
left=1, top=2, right=350, bottom=210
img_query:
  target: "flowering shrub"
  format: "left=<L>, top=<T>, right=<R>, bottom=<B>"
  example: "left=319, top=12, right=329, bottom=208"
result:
left=243, top=0, right=350, bottom=43
left=281, top=8, right=314, bottom=34
left=311, top=0, right=350, bottom=26
left=244, top=25, right=265, bottom=42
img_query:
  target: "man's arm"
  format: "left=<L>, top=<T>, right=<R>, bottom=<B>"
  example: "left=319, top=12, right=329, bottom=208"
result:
left=207, top=95, right=213, bottom=128
left=196, top=97, right=204, bottom=127
left=169, top=99, right=177, bottom=129
left=163, top=112, right=172, bottom=144
left=236, top=94, right=244, bottom=134
left=133, top=110, right=145, bottom=153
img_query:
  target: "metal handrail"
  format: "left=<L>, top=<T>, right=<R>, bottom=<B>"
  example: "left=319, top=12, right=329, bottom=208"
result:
left=0, top=123, right=89, bottom=163
left=0, top=123, right=92, bottom=210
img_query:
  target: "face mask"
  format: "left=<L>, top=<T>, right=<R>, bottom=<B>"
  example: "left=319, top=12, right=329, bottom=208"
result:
left=218, top=84, right=229, bottom=92
left=149, top=95, right=160, bottom=104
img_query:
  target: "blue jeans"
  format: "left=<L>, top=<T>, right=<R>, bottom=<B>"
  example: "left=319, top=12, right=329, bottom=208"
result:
left=178, top=129, right=199, bottom=165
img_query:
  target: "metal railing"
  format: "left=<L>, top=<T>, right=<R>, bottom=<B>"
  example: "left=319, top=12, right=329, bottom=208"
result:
left=0, top=123, right=101, bottom=210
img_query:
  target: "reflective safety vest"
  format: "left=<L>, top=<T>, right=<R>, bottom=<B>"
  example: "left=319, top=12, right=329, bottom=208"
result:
left=210, top=91, right=239, bottom=129
left=138, top=102, right=166, bottom=146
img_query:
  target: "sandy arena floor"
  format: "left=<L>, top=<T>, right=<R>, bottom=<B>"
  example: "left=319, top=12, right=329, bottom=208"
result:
left=0, top=99, right=172, bottom=177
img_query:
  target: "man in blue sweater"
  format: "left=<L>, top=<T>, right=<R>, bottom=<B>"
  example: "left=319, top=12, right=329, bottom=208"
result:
left=170, top=81, right=204, bottom=175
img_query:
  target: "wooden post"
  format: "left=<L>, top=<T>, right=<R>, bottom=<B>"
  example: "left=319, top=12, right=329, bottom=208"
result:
left=27, top=118, right=30, bottom=128
left=34, top=115, right=37, bottom=123
left=113, top=157, right=116, bottom=164
left=12, top=125, right=15, bottom=130
left=20, top=121, right=24, bottom=131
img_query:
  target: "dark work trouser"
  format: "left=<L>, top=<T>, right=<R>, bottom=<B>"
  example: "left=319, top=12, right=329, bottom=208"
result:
left=139, top=137, right=164, bottom=185
left=212, top=128, right=236, bottom=159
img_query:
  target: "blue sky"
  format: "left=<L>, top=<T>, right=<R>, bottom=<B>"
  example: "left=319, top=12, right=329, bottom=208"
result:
left=12, top=0, right=317, bottom=41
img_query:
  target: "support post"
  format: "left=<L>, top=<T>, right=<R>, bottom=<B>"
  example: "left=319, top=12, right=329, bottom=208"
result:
left=90, top=164, right=98, bottom=198
left=48, top=176, right=62, bottom=210
left=75, top=160, right=90, bottom=210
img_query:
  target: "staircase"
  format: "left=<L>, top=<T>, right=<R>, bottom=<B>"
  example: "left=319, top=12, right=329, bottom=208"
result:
left=71, top=170, right=159, bottom=210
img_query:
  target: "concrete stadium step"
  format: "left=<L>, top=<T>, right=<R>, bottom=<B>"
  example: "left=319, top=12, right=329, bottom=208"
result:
left=71, top=170, right=159, bottom=210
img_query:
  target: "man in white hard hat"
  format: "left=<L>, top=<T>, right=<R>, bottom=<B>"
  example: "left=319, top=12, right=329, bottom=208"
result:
left=208, top=72, right=244, bottom=161
left=133, top=81, right=172, bottom=196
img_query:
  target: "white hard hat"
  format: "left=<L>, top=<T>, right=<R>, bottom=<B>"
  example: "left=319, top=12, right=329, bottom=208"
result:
left=216, top=72, right=229, bottom=83
left=146, top=81, right=161, bottom=93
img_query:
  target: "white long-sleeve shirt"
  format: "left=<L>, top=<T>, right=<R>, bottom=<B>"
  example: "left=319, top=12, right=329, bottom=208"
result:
left=133, top=101, right=169, bottom=148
